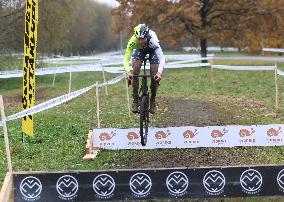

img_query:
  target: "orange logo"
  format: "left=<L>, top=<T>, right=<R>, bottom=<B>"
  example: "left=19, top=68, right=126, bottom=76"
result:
left=239, top=128, right=255, bottom=137
left=99, top=131, right=116, bottom=141
left=127, top=132, right=139, bottom=140
left=267, top=127, right=282, bottom=137
left=183, top=129, right=198, bottom=138
left=155, top=130, right=171, bottom=139
left=211, top=128, right=228, bottom=138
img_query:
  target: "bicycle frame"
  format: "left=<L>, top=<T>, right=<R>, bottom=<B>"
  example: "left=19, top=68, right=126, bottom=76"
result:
left=132, top=57, right=152, bottom=146
left=134, top=60, right=151, bottom=96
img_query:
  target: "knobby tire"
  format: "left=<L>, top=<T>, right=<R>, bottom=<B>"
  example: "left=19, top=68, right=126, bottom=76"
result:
left=140, top=96, right=149, bottom=146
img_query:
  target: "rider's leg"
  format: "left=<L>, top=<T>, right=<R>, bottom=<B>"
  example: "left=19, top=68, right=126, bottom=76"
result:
left=131, top=59, right=142, bottom=113
left=149, top=64, right=159, bottom=114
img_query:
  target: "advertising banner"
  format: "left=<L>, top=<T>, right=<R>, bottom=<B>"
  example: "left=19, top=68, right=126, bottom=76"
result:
left=13, top=165, right=284, bottom=201
left=92, top=125, right=284, bottom=150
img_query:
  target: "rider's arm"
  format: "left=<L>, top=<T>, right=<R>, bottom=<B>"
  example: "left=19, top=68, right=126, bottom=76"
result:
left=155, top=47, right=165, bottom=75
left=148, top=31, right=165, bottom=75
left=123, top=35, right=138, bottom=73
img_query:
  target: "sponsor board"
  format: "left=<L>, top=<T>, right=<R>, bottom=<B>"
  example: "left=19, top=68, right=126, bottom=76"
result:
left=13, top=165, right=284, bottom=201
left=92, top=124, right=284, bottom=149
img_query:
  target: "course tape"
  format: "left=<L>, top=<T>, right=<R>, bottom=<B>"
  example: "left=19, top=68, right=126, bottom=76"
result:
left=0, top=65, right=123, bottom=79
left=3, top=54, right=282, bottom=79
left=263, top=48, right=284, bottom=53
left=212, top=65, right=275, bottom=71
left=167, top=63, right=210, bottom=68
left=1, top=63, right=275, bottom=79
left=0, top=73, right=125, bottom=124
left=167, top=57, right=213, bottom=65
left=214, top=56, right=284, bottom=62
left=93, top=124, right=284, bottom=149
left=277, top=69, right=284, bottom=76
left=0, top=70, right=22, bottom=78
left=0, top=62, right=210, bottom=79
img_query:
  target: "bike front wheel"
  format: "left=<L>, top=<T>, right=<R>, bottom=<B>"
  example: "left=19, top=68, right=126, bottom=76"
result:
left=140, top=96, right=149, bottom=146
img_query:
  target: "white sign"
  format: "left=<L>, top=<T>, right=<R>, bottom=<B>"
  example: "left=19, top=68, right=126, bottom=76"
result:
left=92, top=124, right=284, bottom=149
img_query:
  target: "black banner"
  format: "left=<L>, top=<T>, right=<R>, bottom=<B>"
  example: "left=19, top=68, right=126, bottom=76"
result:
left=14, top=165, right=284, bottom=201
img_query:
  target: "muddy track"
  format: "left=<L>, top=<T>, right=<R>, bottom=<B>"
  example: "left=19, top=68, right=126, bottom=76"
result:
left=3, top=87, right=48, bottom=107
left=156, top=97, right=235, bottom=127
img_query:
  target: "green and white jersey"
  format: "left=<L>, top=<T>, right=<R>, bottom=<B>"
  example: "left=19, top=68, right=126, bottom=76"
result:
left=123, top=30, right=165, bottom=74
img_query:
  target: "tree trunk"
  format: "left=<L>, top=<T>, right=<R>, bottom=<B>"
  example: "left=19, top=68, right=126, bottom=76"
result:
left=200, top=38, right=207, bottom=63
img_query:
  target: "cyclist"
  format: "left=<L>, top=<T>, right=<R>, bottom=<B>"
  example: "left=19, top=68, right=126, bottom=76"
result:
left=123, top=24, right=165, bottom=114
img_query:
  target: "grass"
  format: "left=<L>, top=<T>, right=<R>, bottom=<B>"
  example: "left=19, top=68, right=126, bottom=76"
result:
left=1, top=56, right=284, bottom=201
left=0, top=55, right=22, bottom=71
left=0, top=55, right=47, bottom=71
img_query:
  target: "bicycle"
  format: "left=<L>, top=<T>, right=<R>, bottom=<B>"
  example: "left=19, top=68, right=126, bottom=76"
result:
left=128, top=56, right=152, bottom=146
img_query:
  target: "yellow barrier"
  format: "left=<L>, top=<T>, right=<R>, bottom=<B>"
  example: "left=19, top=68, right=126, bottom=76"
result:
left=22, top=0, right=38, bottom=137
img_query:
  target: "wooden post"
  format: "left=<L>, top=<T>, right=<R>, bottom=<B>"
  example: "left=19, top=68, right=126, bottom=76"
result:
left=68, top=72, right=72, bottom=93
left=275, top=64, right=279, bottom=111
left=0, top=172, right=13, bottom=202
left=82, top=130, right=101, bottom=160
left=52, top=73, right=56, bottom=87
left=0, top=96, right=13, bottom=172
left=125, top=78, right=131, bottom=117
left=210, top=59, right=216, bottom=91
left=100, top=63, right=108, bottom=96
left=96, top=82, right=100, bottom=128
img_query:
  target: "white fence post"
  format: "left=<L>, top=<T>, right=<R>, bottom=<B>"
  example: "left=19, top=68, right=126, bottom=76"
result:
left=275, top=64, right=279, bottom=111
left=68, top=72, right=72, bottom=93
left=96, top=82, right=101, bottom=128
left=125, top=78, right=131, bottom=117
left=0, top=95, right=13, bottom=172
left=210, top=59, right=215, bottom=91
left=52, top=73, right=56, bottom=87
left=100, top=63, right=108, bottom=96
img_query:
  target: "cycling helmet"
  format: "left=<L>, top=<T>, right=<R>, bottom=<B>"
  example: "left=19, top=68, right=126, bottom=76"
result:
left=134, top=24, right=149, bottom=39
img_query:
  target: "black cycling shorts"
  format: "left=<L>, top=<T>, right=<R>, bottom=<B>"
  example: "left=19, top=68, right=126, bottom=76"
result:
left=132, top=48, right=159, bottom=64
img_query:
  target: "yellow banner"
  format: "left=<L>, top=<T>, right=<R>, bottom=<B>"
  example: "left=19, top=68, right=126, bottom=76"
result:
left=22, top=0, right=38, bottom=137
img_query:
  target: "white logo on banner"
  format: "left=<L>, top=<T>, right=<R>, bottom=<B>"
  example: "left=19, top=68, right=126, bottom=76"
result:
left=203, top=170, right=225, bottom=195
left=166, top=171, right=188, bottom=196
left=56, top=175, right=78, bottom=200
left=93, top=174, right=115, bottom=198
left=20, top=176, right=42, bottom=201
left=277, top=169, right=284, bottom=192
left=129, top=173, right=152, bottom=197
left=240, top=169, right=262, bottom=194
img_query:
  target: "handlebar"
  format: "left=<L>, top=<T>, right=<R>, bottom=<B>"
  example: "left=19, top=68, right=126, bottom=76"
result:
left=127, top=74, right=155, bottom=86
left=132, top=74, right=153, bottom=78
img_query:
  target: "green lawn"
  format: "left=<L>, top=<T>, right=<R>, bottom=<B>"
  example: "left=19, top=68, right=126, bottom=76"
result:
left=1, top=58, right=284, bottom=201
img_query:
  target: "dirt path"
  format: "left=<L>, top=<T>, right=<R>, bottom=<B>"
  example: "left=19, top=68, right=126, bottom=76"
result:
left=3, top=87, right=49, bottom=107
left=157, top=97, right=234, bottom=127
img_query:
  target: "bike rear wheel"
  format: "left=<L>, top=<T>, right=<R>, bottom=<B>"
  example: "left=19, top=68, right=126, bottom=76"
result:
left=140, top=96, right=149, bottom=146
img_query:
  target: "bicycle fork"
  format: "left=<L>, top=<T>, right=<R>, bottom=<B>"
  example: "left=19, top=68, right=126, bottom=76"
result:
left=140, top=77, right=149, bottom=122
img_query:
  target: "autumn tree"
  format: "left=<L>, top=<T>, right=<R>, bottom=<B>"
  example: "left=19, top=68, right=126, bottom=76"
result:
left=113, top=0, right=284, bottom=56
left=69, top=1, right=118, bottom=54
left=0, top=0, right=24, bottom=52
left=1, top=0, right=120, bottom=55
left=38, top=0, right=120, bottom=55
left=243, top=0, right=284, bottom=52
